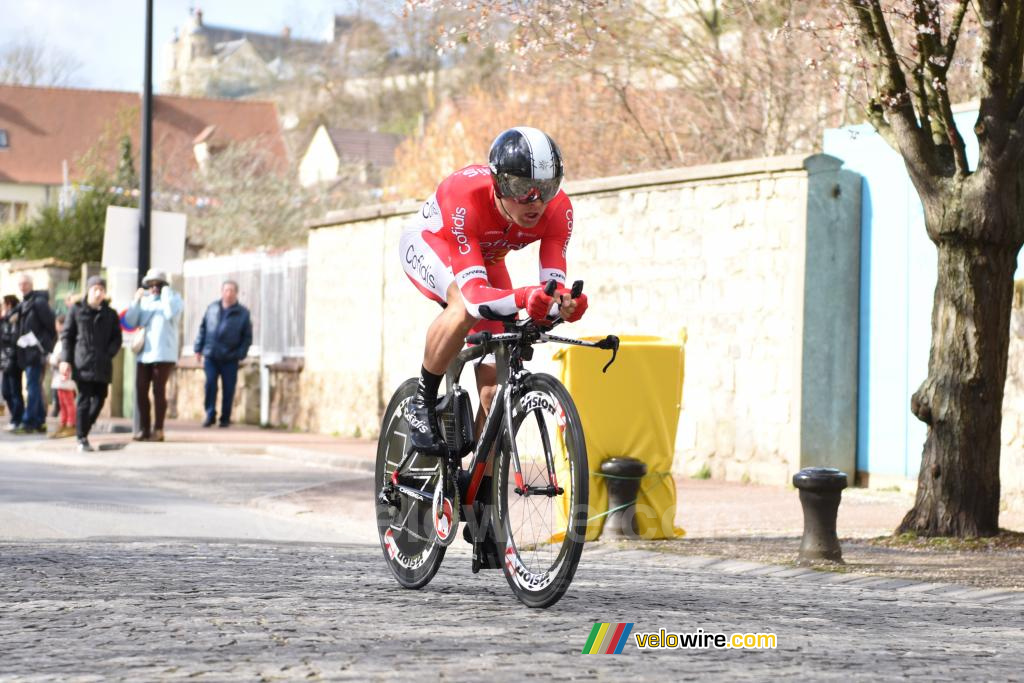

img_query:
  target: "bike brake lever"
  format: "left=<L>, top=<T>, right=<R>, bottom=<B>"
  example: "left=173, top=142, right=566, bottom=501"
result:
left=596, top=335, right=619, bottom=373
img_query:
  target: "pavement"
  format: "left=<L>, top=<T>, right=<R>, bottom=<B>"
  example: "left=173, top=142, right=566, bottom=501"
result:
left=3, top=416, right=1024, bottom=680
left=5, top=415, right=1023, bottom=592
left=4, top=539, right=1024, bottom=681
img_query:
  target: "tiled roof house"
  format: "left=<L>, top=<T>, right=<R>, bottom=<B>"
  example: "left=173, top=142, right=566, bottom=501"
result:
left=0, top=84, right=286, bottom=223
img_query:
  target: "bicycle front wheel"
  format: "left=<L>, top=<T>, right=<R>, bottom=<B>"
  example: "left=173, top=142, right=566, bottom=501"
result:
left=375, top=378, right=446, bottom=589
left=492, top=373, right=588, bottom=608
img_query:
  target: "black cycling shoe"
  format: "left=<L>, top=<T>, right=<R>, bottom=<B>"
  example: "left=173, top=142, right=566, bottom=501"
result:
left=403, top=394, right=445, bottom=454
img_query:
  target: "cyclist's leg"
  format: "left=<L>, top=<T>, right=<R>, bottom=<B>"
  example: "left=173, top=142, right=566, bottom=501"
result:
left=424, top=282, right=478, bottom=374
left=470, top=260, right=511, bottom=434
left=466, top=259, right=510, bottom=445
left=399, top=229, right=478, bottom=450
left=473, top=362, right=498, bottom=436
left=399, top=228, right=479, bottom=373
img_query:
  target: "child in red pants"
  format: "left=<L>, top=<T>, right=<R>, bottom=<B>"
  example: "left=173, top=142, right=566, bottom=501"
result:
left=49, top=314, right=77, bottom=438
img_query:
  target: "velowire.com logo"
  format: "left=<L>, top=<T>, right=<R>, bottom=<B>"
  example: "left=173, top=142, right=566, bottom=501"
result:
left=582, top=623, right=634, bottom=654
left=583, top=623, right=778, bottom=654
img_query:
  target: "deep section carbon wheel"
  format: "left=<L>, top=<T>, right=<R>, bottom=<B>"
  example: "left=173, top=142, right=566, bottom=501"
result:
left=376, top=378, right=446, bottom=588
left=492, top=373, right=588, bottom=608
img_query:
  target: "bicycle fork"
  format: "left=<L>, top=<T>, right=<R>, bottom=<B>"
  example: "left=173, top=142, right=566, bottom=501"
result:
left=504, top=383, right=563, bottom=499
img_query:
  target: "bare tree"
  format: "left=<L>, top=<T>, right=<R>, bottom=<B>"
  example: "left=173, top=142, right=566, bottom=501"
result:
left=807, top=0, right=1021, bottom=538
left=402, top=0, right=853, bottom=170
left=386, top=78, right=685, bottom=199
left=0, top=37, right=81, bottom=87
left=164, top=140, right=320, bottom=254
left=404, top=0, right=1018, bottom=538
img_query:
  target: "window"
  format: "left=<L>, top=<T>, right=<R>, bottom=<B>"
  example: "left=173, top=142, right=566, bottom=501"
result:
left=0, top=201, right=28, bottom=224
left=0, top=129, right=8, bottom=148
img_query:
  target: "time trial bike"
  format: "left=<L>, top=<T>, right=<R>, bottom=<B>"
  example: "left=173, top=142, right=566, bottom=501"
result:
left=375, top=280, right=619, bottom=608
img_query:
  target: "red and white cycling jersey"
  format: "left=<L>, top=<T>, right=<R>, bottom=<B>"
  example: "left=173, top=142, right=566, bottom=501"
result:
left=399, top=164, right=574, bottom=320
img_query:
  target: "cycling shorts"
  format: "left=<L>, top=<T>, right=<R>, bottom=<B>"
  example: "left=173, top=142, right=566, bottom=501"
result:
left=399, top=228, right=508, bottom=339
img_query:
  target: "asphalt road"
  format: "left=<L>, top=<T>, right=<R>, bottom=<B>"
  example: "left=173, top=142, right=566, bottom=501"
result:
left=0, top=441, right=374, bottom=544
left=1, top=443, right=1022, bottom=681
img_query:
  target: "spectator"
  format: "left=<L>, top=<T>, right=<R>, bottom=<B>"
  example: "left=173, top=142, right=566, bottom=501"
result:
left=1, top=294, right=24, bottom=431
left=48, top=314, right=77, bottom=439
left=14, top=273, right=56, bottom=435
left=125, top=269, right=183, bottom=442
left=194, top=280, right=252, bottom=428
left=49, top=293, right=78, bottom=420
left=60, top=276, right=122, bottom=452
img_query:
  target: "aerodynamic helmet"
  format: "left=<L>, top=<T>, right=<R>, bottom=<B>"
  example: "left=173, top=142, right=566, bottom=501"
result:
left=488, top=127, right=564, bottom=203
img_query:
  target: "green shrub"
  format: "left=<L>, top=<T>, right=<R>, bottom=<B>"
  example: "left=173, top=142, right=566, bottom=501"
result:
left=0, top=186, right=134, bottom=273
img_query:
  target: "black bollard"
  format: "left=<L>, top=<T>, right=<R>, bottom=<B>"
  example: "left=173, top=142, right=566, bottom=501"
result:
left=600, top=457, right=647, bottom=539
left=792, top=467, right=848, bottom=564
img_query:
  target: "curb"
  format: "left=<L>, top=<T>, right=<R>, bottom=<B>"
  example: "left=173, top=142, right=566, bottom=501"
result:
left=588, top=545, right=1024, bottom=608
left=260, top=445, right=376, bottom=474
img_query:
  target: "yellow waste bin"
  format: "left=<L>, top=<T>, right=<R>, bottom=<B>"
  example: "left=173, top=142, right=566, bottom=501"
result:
left=553, top=334, right=686, bottom=541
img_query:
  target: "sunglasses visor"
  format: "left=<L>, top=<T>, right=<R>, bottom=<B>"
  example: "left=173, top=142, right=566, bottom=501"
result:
left=496, top=173, right=561, bottom=204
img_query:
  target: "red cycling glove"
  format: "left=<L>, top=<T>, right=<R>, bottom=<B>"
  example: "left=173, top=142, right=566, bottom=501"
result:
left=514, top=285, right=555, bottom=322
left=563, top=292, right=588, bottom=322
left=551, top=286, right=588, bottom=323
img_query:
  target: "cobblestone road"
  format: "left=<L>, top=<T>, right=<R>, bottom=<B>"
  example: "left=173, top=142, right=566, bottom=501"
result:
left=2, top=539, right=1022, bottom=681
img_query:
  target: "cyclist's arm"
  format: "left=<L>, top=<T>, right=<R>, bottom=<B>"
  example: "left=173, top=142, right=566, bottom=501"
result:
left=537, top=195, right=573, bottom=288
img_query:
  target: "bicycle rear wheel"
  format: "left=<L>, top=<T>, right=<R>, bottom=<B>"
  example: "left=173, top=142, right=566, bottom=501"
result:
left=375, top=378, right=446, bottom=588
left=492, top=373, right=588, bottom=608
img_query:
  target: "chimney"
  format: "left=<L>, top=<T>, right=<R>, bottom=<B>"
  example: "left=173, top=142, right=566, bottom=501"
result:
left=282, top=26, right=291, bottom=39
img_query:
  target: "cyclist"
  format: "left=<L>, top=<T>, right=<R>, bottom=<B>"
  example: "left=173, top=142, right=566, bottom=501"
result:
left=399, top=126, right=588, bottom=453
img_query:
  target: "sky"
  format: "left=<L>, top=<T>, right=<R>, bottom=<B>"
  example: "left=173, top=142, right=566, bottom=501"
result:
left=0, top=0, right=384, bottom=93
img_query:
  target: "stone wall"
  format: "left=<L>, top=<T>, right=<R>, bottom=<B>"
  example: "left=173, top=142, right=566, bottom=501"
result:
left=303, top=154, right=862, bottom=485
left=167, top=358, right=300, bottom=428
left=0, top=258, right=71, bottom=301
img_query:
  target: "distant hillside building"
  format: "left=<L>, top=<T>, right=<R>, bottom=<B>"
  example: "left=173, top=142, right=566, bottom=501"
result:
left=161, top=9, right=389, bottom=101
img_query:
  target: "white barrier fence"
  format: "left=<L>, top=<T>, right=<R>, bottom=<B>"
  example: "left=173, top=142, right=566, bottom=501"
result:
left=182, top=248, right=307, bottom=361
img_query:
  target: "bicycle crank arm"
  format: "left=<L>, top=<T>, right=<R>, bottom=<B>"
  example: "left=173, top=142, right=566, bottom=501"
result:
left=389, top=523, right=431, bottom=543
left=514, top=484, right=565, bottom=497
left=395, top=483, right=435, bottom=503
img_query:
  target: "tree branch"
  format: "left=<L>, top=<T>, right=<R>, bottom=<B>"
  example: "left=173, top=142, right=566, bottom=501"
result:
left=913, top=0, right=969, bottom=177
left=913, top=1, right=937, bottom=145
left=847, top=0, right=939, bottom=185
left=976, top=0, right=1024, bottom=168
left=942, top=0, right=971, bottom=70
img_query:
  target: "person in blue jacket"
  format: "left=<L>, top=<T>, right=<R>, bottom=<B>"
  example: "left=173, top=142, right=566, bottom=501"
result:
left=193, top=279, right=252, bottom=427
left=125, top=269, right=184, bottom=442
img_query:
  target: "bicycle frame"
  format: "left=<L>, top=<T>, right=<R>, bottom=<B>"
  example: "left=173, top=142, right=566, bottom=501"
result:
left=443, top=326, right=618, bottom=506
left=385, top=322, right=617, bottom=514
left=444, top=337, right=516, bottom=507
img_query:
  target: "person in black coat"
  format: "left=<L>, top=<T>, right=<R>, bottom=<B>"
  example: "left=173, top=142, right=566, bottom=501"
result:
left=0, top=294, right=24, bottom=430
left=59, top=276, right=122, bottom=452
left=193, top=280, right=252, bottom=427
left=15, top=273, right=56, bottom=433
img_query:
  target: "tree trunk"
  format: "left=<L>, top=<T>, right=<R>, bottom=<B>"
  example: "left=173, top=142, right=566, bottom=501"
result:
left=899, top=192, right=1019, bottom=536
